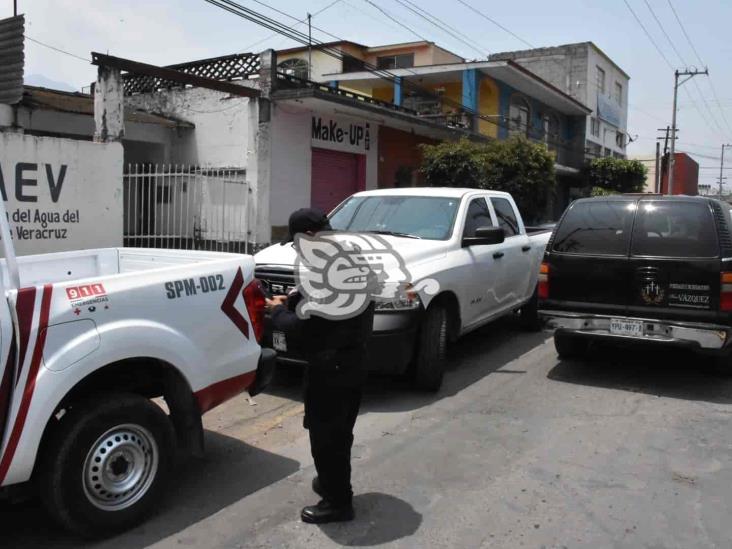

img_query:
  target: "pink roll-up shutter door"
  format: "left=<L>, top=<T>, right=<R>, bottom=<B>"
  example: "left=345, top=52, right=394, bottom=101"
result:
left=311, top=148, right=366, bottom=214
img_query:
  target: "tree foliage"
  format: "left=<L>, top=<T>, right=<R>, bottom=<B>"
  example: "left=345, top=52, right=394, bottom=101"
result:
left=586, top=157, right=647, bottom=194
left=419, top=137, right=556, bottom=222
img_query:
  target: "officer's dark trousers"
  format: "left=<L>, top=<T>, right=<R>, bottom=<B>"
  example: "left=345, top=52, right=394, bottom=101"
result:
left=304, top=383, right=362, bottom=506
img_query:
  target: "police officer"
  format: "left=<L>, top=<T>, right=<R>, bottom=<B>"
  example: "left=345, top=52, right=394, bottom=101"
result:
left=266, top=208, right=374, bottom=524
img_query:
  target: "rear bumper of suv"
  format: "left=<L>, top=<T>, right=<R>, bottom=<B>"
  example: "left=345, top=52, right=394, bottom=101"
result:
left=540, top=310, right=730, bottom=352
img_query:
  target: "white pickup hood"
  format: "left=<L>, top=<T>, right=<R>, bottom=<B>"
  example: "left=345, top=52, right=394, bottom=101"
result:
left=254, top=235, right=447, bottom=270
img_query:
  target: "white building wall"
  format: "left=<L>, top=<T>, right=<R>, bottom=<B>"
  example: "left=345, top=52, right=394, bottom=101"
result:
left=277, top=49, right=344, bottom=82
left=586, top=45, right=629, bottom=157
left=0, top=105, right=12, bottom=127
left=269, top=104, right=379, bottom=231
left=125, top=87, right=252, bottom=168
left=0, top=132, right=123, bottom=255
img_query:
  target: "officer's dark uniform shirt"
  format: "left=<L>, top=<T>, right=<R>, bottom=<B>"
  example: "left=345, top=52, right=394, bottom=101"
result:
left=270, top=291, right=374, bottom=388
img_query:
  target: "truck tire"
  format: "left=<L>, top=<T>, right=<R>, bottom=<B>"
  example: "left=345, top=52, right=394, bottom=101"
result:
left=554, top=331, right=589, bottom=359
left=414, top=303, right=448, bottom=392
left=38, top=392, right=175, bottom=538
left=519, top=287, right=541, bottom=331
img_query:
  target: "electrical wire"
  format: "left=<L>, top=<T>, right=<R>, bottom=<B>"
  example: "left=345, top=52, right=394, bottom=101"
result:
left=361, top=0, right=430, bottom=42
left=202, top=0, right=585, bottom=155
left=24, top=35, right=90, bottom=63
left=622, top=0, right=729, bottom=148
left=390, top=0, right=488, bottom=58
left=640, top=0, right=726, bottom=139
left=622, top=0, right=673, bottom=70
left=240, top=0, right=344, bottom=52
left=453, top=0, right=534, bottom=50
left=666, top=0, right=732, bottom=138
left=453, top=0, right=652, bottom=142
left=641, top=0, right=687, bottom=65
left=666, top=0, right=704, bottom=67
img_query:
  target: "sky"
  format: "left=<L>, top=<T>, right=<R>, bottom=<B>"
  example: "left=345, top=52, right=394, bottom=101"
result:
left=4, top=0, right=732, bottom=190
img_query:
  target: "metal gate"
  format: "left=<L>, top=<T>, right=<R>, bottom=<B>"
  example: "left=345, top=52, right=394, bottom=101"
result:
left=123, top=164, right=252, bottom=253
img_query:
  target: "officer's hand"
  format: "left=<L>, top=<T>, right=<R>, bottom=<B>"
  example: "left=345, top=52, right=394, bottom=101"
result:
left=266, top=295, right=288, bottom=310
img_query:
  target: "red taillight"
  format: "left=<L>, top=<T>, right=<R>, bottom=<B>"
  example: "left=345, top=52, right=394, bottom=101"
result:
left=721, top=273, right=732, bottom=311
left=243, top=279, right=266, bottom=343
left=538, top=262, right=550, bottom=300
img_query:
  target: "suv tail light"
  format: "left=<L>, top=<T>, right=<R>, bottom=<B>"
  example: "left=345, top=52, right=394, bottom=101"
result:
left=721, top=272, right=732, bottom=311
left=243, top=279, right=266, bottom=343
left=538, top=262, right=550, bottom=300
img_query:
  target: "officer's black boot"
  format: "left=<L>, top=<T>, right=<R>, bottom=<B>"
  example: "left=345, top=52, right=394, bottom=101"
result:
left=301, top=500, right=355, bottom=524
left=312, top=476, right=324, bottom=497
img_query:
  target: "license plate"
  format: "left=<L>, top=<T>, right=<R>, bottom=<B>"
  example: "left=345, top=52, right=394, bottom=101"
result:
left=272, top=331, right=287, bottom=352
left=610, top=318, right=643, bottom=337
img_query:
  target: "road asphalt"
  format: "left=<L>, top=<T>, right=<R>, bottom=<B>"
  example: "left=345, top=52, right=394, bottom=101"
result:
left=5, top=317, right=732, bottom=548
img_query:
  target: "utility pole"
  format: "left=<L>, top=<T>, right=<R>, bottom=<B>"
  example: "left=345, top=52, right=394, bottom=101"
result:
left=654, top=141, right=661, bottom=194
left=307, top=13, right=312, bottom=81
left=14, top=0, right=17, bottom=16
left=720, top=144, right=732, bottom=198
left=669, top=68, right=708, bottom=195
left=656, top=126, right=671, bottom=193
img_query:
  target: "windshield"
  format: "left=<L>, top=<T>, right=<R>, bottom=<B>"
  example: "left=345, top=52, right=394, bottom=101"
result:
left=329, top=195, right=460, bottom=240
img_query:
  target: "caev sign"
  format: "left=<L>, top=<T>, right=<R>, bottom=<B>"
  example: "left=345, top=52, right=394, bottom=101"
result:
left=311, top=115, right=371, bottom=153
left=0, top=162, right=66, bottom=202
left=0, top=133, right=123, bottom=256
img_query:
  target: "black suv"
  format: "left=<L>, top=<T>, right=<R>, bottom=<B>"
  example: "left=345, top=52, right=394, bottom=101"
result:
left=539, top=195, right=732, bottom=365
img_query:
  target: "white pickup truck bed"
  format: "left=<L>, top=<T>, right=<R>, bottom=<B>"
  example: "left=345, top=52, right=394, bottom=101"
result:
left=0, top=247, right=272, bottom=536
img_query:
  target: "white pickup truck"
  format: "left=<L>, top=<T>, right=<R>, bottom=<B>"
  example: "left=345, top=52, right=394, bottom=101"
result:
left=0, top=204, right=273, bottom=535
left=255, top=187, right=551, bottom=390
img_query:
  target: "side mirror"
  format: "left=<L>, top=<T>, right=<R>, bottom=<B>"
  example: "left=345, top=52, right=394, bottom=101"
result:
left=462, top=226, right=505, bottom=247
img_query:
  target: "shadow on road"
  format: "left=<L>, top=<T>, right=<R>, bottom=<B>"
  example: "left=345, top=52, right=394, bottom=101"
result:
left=264, top=316, right=550, bottom=414
left=362, top=316, right=550, bottom=413
left=2, top=430, right=300, bottom=549
left=318, top=492, right=422, bottom=546
left=547, top=342, right=732, bottom=404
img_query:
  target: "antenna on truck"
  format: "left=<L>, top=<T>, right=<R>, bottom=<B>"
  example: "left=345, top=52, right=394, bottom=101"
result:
left=0, top=196, right=21, bottom=290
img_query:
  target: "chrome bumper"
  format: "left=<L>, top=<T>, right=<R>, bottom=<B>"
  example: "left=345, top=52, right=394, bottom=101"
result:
left=540, top=311, right=729, bottom=350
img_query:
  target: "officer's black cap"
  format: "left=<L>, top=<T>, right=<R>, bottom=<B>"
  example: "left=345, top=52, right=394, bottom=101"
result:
left=280, top=208, right=332, bottom=245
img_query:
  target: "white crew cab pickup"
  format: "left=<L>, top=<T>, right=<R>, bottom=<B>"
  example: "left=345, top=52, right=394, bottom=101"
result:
left=0, top=203, right=274, bottom=536
left=255, top=187, right=551, bottom=390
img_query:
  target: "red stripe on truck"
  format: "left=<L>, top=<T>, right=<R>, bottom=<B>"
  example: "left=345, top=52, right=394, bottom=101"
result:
left=0, top=343, right=15, bottom=445
left=194, top=371, right=256, bottom=414
left=14, top=287, right=37, bottom=387
left=0, top=284, right=53, bottom=485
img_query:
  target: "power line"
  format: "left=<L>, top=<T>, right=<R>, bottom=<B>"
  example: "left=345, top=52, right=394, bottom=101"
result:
left=391, top=0, right=488, bottom=58
left=454, top=0, right=533, bottom=49
left=240, top=0, right=344, bottom=52
left=203, top=0, right=580, bottom=154
left=641, top=0, right=687, bottom=65
left=246, top=0, right=342, bottom=41
left=666, top=0, right=732, bottom=138
left=666, top=0, right=704, bottom=66
left=622, top=0, right=673, bottom=70
left=623, top=0, right=726, bottom=145
left=361, top=0, right=430, bottom=42
left=24, top=35, right=90, bottom=63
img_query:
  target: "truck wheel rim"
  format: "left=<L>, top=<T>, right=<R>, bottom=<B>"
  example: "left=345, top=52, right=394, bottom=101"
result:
left=82, top=424, right=159, bottom=511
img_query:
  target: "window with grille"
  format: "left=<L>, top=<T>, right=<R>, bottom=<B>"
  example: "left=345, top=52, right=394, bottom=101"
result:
left=277, top=58, right=309, bottom=79
left=596, top=66, right=606, bottom=94
left=376, top=53, right=415, bottom=70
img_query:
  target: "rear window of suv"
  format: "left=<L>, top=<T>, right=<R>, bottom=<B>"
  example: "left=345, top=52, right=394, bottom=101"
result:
left=631, top=201, right=718, bottom=258
left=552, top=200, right=635, bottom=255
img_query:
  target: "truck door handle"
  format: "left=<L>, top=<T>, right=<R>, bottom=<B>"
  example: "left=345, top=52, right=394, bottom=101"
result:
left=493, top=251, right=504, bottom=259
left=522, top=245, right=531, bottom=252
